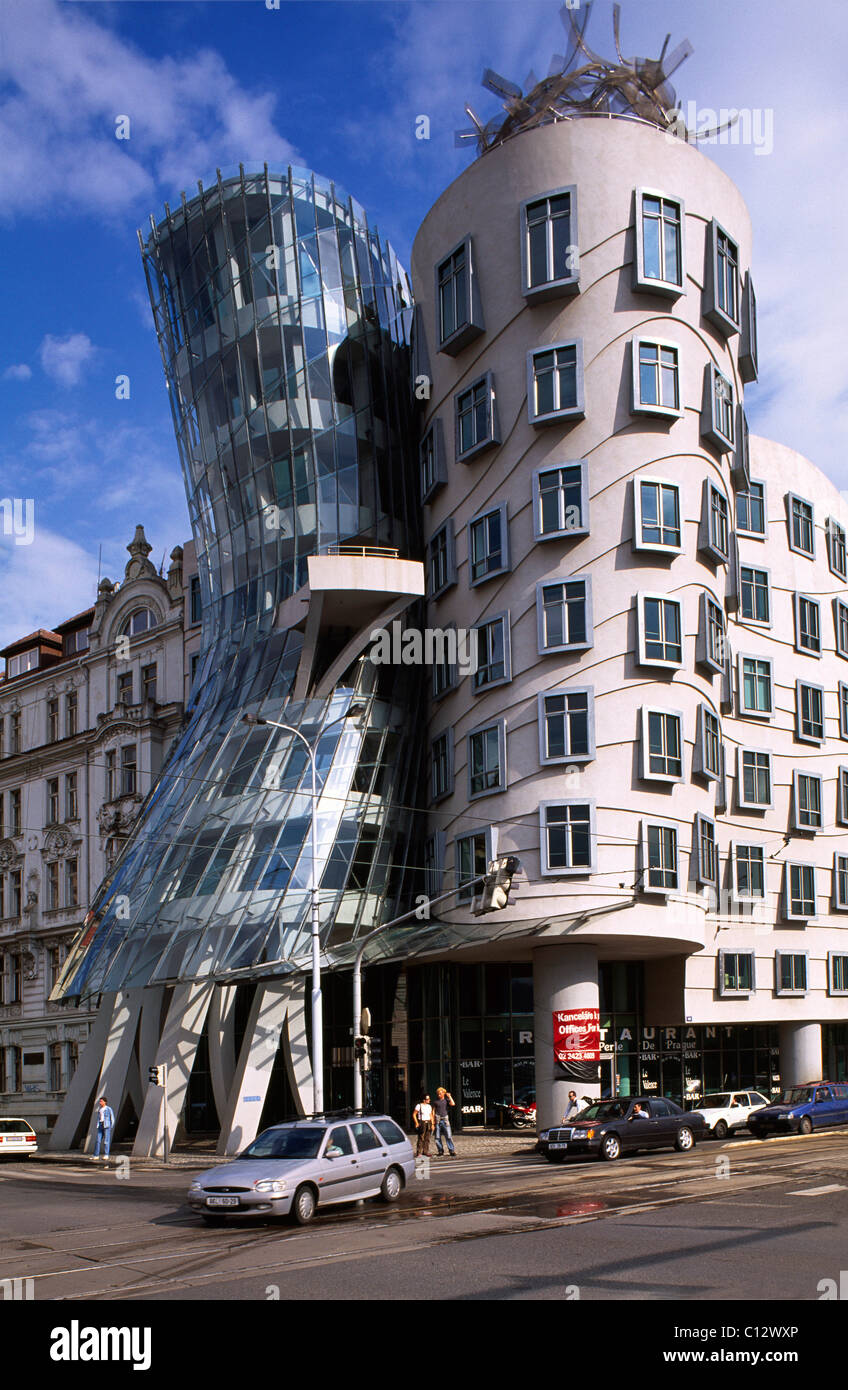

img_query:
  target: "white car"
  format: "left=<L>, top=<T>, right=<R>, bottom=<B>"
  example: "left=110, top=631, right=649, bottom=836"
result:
left=0, top=1118, right=38, bottom=1156
left=690, top=1091, right=770, bottom=1139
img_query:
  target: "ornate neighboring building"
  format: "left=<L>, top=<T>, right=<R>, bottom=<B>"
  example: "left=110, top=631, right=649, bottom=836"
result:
left=0, top=527, right=200, bottom=1133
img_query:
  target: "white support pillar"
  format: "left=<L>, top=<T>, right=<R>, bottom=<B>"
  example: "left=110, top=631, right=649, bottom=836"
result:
left=216, top=978, right=314, bottom=1156
left=533, top=944, right=600, bottom=1132
left=207, top=983, right=238, bottom=1125
left=779, top=1021, right=822, bottom=1089
left=132, top=981, right=214, bottom=1158
left=50, top=994, right=120, bottom=1151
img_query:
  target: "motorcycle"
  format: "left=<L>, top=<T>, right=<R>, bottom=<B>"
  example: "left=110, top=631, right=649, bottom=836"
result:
left=494, top=1100, right=537, bottom=1129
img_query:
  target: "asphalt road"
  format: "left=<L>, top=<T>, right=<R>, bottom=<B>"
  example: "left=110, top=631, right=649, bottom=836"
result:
left=2, top=1130, right=847, bottom=1303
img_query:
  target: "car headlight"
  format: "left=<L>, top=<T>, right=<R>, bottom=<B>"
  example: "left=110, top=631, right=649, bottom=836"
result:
left=539, top=1130, right=550, bottom=1141
left=254, top=1179, right=286, bottom=1194
left=189, top=1182, right=202, bottom=1192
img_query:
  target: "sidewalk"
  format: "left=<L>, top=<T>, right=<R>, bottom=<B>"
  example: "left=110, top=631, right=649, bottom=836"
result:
left=30, top=1129, right=538, bottom=1170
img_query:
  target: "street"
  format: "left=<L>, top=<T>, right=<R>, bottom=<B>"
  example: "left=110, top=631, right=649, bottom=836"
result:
left=2, top=1131, right=847, bottom=1302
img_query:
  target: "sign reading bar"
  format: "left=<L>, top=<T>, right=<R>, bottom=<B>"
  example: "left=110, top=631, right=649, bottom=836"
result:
left=553, top=1008, right=600, bottom=1082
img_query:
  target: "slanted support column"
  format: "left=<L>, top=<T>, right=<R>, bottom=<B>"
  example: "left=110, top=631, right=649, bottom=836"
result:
left=49, top=995, right=123, bottom=1150
left=217, top=976, right=314, bottom=1156
left=533, top=945, right=600, bottom=1132
left=132, top=981, right=214, bottom=1158
left=208, top=984, right=238, bottom=1125
left=779, top=1021, right=822, bottom=1089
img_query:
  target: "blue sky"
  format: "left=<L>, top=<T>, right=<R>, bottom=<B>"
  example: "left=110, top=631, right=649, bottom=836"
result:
left=1, top=0, right=847, bottom=647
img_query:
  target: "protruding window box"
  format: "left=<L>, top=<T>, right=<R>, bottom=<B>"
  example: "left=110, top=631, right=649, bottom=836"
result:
left=540, top=800, right=596, bottom=875
left=435, top=236, right=484, bottom=356
left=704, top=219, right=741, bottom=337
left=533, top=462, right=589, bottom=541
left=527, top=342, right=585, bottom=426
left=718, top=949, right=755, bottom=997
left=520, top=187, right=580, bottom=301
left=455, top=373, right=499, bottom=462
left=633, top=189, right=685, bottom=299
left=775, top=947, right=809, bottom=990
left=631, top=338, right=682, bottom=419
left=420, top=419, right=447, bottom=503
left=739, top=272, right=758, bottom=382
left=700, top=364, right=735, bottom=454
left=633, top=478, right=682, bottom=556
left=640, top=819, right=680, bottom=894
left=783, top=868, right=816, bottom=924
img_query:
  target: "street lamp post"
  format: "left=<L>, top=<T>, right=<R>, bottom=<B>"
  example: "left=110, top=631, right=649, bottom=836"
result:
left=242, top=704, right=364, bottom=1116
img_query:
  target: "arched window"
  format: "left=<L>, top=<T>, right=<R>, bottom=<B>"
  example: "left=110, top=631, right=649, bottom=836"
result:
left=121, top=608, right=158, bottom=638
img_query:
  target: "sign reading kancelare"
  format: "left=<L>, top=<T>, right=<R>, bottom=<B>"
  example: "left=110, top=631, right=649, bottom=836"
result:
left=553, top=1008, right=601, bottom=1082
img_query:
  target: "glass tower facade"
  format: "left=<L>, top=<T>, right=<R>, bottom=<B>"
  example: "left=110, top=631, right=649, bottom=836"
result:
left=54, top=166, right=424, bottom=1002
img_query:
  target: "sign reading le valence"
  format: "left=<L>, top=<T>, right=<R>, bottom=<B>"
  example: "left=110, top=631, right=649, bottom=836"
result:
left=553, top=1008, right=601, bottom=1081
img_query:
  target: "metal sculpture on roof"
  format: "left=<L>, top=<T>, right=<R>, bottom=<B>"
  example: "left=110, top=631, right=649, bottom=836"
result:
left=456, top=1, right=700, bottom=155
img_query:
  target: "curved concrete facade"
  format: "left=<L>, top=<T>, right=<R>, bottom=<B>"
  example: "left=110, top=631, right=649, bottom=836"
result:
left=411, top=117, right=848, bottom=1125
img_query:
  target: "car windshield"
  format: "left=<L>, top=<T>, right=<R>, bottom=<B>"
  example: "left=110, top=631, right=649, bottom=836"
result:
left=239, top=1127, right=326, bottom=1160
left=695, top=1095, right=731, bottom=1109
left=577, top=1101, right=627, bottom=1121
left=780, top=1088, right=815, bottom=1106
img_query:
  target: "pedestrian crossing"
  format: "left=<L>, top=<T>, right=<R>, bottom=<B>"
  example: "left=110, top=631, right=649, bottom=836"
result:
left=422, top=1153, right=551, bottom=1177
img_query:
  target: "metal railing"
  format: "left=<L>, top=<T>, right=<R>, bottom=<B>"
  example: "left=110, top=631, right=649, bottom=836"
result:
left=321, top=545, right=401, bottom=560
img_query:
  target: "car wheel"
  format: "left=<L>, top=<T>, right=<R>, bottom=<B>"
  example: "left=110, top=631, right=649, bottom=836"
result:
left=290, top=1184, right=317, bottom=1225
left=798, top=1116, right=813, bottom=1136
left=674, top=1126, right=694, bottom=1152
left=380, top=1167, right=403, bottom=1203
left=599, top=1133, right=621, bottom=1162
left=713, top=1119, right=728, bottom=1141
left=201, top=1214, right=226, bottom=1226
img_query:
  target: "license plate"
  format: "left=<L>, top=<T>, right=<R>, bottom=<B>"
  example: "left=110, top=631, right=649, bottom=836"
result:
left=206, top=1196, right=239, bottom=1207
left=548, top=1142, right=568, bottom=1151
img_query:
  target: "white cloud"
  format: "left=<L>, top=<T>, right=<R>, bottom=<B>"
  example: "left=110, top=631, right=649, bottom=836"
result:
left=2, top=363, right=31, bottom=381
left=0, top=0, right=299, bottom=220
left=39, top=333, right=96, bottom=388
left=0, top=527, right=100, bottom=649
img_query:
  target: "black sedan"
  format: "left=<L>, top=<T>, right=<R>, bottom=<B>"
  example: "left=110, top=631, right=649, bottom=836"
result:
left=539, top=1096, right=708, bottom=1162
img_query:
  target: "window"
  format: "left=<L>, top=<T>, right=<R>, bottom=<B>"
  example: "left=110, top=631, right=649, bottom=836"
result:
left=455, top=830, right=491, bottom=903
left=836, top=857, right=848, bottom=913
left=827, top=517, right=847, bottom=580
left=540, top=801, right=595, bottom=874
left=787, top=494, right=815, bottom=558
left=701, top=365, right=734, bottom=451
left=732, top=844, right=765, bottom=901
left=642, top=820, right=679, bottom=892
left=468, top=722, right=506, bottom=798
left=436, top=237, right=483, bottom=353
left=796, top=681, right=824, bottom=744
left=423, top=833, right=445, bottom=900
left=47, top=778, right=59, bottom=825
left=734, top=407, right=750, bottom=486
left=839, top=766, right=848, bottom=827
left=0, top=793, right=3, bottom=838
left=142, top=664, right=157, bottom=703
left=698, top=592, right=726, bottom=672
left=634, top=190, right=684, bottom=294
left=737, top=480, right=766, bottom=537
left=705, top=220, right=740, bottom=333
left=9, top=871, right=21, bottom=918
left=522, top=187, right=578, bottom=297
left=840, top=683, right=848, bottom=740
left=430, top=731, right=452, bottom=802
left=65, top=858, right=78, bottom=908
left=537, top=578, right=592, bottom=653
left=427, top=521, right=456, bottom=597
left=694, top=813, right=718, bottom=885
left=469, top=504, right=509, bottom=585
left=738, top=656, right=773, bottom=718
left=632, top=339, right=681, bottom=417
left=700, top=480, right=730, bottom=562
left=538, top=686, right=595, bottom=764
left=64, top=626, right=89, bottom=656
left=46, top=861, right=59, bottom=911
left=50, top=1043, right=62, bottom=1092
left=455, top=374, right=497, bottom=460
left=793, top=771, right=823, bottom=831
left=533, top=462, right=589, bottom=540
left=49, top=945, right=64, bottom=990
left=739, top=566, right=770, bottom=624
left=794, top=595, right=821, bottom=657
left=739, top=272, right=758, bottom=381
left=419, top=420, right=446, bottom=502
left=637, top=594, right=683, bottom=667
left=473, top=615, right=510, bottom=690
left=121, top=744, right=137, bottom=796
left=10, top=788, right=21, bottom=835
left=527, top=342, right=585, bottom=424
left=47, top=699, right=59, bottom=742
left=10, top=711, right=21, bottom=754
left=117, top=672, right=133, bottom=706
left=695, top=704, right=722, bottom=781
left=432, top=626, right=458, bottom=699
left=634, top=478, right=681, bottom=553
left=106, top=749, right=117, bottom=800
left=6, top=649, right=38, bottom=679
left=66, top=691, right=77, bottom=737
left=775, top=950, right=808, bottom=992
left=784, top=865, right=816, bottom=920
left=737, top=748, right=772, bottom=809
left=835, top=601, right=848, bottom=659
left=719, top=950, right=755, bottom=995
left=640, top=708, right=683, bottom=781
left=121, top=607, right=158, bottom=637
left=829, top=950, right=848, bottom=987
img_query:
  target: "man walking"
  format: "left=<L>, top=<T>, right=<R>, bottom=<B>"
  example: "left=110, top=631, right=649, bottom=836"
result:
left=413, top=1094, right=433, bottom=1157
left=433, top=1086, right=457, bottom=1156
left=93, top=1096, right=115, bottom=1160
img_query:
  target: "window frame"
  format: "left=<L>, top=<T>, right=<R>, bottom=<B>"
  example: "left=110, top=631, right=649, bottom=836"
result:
left=532, top=460, right=589, bottom=541
left=834, top=599, right=848, bottom=660
left=827, top=516, right=848, bottom=581
left=794, top=593, right=822, bottom=658
left=432, top=622, right=459, bottom=700
left=631, top=337, right=683, bottom=419
left=520, top=185, right=580, bottom=300
left=640, top=818, right=680, bottom=895
left=704, top=218, right=741, bottom=336
left=737, top=654, right=774, bottom=720
left=636, top=592, right=684, bottom=669
left=700, top=364, right=735, bottom=452
left=536, top=577, right=593, bottom=655
left=694, top=811, right=718, bottom=886
left=537, top=685, right=596, bottom=765
left=633, top=188, right=685, bottom=297
left=718, top=948, right=755, bottom=997
left=739, top=271, right=758, bottom=381
left=527, top=340, right=585, bottom=426
left=699, top=478, right=731, bottom=563
left=774, top=948, right=809, bottom=994
left=795, top=680, right=825, bottom=745
left=539, top=799, right=597, bottom=876
left=467, top=719, right=507, bottom=801
left=838, top=766, right=848, bottom=828
left=455, top=825, right=496, bottom=905
left=827, top=949, right=848, bottom=989
left=468, top=502, right=510, bottom=587
left=736, top=479, right=766, bottom=538
left=430, top=729, right=453, bottom=803
left=730, top=842, right=766, bottom=904
left=420, top=418, right=447, bottom=503
left=435, top=235, right=484, bottom=356
left=736, top=746, right=773, bottom=811
left=427, top=520, right=456, bottom=598
left=738, top=563, right=771, bottom=627
left=840, top=682, right=848, bottom=740
left=786, top=492, right=815, bottom=559
left=694, top=703, right=722, bottom=782
left=696, top=590, right=726, bottom=673
left=792, top=769, right=823, bottom=833
left=633, top=476, right=683, bottom=555
left=454, top=371, right=499, bottom=462
left=639, top=706, right=684, bottom=784
left=783, top=865, right=816, bottom=922
left=472, top=612, right=512, bottom=693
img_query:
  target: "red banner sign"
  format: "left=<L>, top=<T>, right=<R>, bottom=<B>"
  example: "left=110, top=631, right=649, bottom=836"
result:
left=553, top=1008, right=600, bottom=1080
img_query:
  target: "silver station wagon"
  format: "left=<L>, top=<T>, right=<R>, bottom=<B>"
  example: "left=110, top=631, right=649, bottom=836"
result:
left=188, top=1115, right=416, bottom=1226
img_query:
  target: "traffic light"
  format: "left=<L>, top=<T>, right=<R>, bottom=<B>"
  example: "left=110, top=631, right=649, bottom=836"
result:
left=353, top=1036, right=372, bottom=1072
left=474, top=856, right=519, bottom=914
left=148, top=1065, right=165, bottom=1086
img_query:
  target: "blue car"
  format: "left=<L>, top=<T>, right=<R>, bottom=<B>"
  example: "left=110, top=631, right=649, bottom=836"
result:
left=748, top=1081, right=848, bottom=1137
